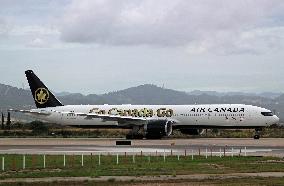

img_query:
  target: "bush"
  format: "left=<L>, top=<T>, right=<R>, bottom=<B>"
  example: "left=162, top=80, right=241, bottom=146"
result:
left=11, top=122, right=24, bottom=130
left=29, top=121, right=49, bottom=135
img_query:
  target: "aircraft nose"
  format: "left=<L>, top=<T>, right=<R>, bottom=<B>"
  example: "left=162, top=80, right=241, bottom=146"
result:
left=273, top=115, right=280, bottom=125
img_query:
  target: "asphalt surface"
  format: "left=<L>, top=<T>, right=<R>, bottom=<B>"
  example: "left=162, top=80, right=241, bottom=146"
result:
left=0, top=138, right=283, bottom=157
left=1, top=172, right=284, bottom=184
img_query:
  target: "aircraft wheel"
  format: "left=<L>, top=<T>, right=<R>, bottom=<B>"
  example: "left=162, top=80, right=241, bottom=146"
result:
left=133, top=134, right=144, bottom=139
left=253, top=135, right=260, bottom=139
left=145, top=134, right=162, bottom=139
left=126, top=133, right=144, bottom=139
left=126, top=134, right=133, bottom=139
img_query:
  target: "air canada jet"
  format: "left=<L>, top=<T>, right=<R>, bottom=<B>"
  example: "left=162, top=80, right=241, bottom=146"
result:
left=10, top=70, right=280, bottom=139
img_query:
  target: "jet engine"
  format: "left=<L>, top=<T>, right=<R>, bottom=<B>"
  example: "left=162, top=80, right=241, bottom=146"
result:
left=144, top=120, right=173, bottom=139
left=179, top=128, right=203, bottom=135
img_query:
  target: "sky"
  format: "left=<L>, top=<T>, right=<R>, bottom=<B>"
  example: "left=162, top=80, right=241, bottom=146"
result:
left=0, top=0, right=284, bottom=94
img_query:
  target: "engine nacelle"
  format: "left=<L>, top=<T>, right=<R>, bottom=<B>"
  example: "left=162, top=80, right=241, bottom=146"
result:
left=144, top=120, right=173, bottom=139
left=179, top=128, right=203, bottom=135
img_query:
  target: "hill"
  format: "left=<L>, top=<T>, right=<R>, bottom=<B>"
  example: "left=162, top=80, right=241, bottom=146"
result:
left=0, top=83, right=283, bottom=121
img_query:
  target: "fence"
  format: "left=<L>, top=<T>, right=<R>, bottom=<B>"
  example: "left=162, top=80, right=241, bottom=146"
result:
left=0, top=146, right=250, bottom=171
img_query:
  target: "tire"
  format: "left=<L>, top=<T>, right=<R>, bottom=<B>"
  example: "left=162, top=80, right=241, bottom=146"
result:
left=145, top=133, right=162, bottom=139
left=133, top=134, right=144, bottom=139
left=126, top=133, right=144, bottom=139
left=253, top=135, right=260, bottom=139
left=126, top=134, right=133, bottom=139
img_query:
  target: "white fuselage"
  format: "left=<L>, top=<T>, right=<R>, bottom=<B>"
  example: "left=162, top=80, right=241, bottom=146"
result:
left=30, top=104, right=279, bottom=128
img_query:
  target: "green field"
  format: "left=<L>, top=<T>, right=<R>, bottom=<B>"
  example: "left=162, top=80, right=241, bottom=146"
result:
left=0, top=154, right=283, bottom=179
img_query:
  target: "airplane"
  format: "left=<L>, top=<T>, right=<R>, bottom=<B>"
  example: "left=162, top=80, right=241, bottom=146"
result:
left=10, top=70, right=280, bottom=139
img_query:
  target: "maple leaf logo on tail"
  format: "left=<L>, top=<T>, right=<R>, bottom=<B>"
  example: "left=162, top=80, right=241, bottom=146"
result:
left=35, top=88, right=49, bottom=104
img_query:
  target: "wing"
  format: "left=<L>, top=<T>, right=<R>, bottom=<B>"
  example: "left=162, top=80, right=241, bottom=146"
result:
left=76, top=112, right=148, bottom=125
left=76, top=112, right=178, bottom=125
left=8, top=109, right=51, bottom=116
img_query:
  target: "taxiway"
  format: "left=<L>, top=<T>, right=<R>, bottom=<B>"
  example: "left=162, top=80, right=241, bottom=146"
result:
left=0, top=138, right=283, bottom=157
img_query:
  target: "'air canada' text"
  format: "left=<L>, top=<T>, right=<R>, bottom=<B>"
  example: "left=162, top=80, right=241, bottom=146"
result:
left=190, top=107, right=245, bottom=113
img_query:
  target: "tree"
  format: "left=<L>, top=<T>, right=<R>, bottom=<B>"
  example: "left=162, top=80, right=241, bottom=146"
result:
left=1, top=113, right=4, bottom=130
left=6, top=112, right=11, bottom=130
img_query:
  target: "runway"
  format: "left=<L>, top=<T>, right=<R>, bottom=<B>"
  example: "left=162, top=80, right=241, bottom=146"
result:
left=0, top=138, right=283, bottom=157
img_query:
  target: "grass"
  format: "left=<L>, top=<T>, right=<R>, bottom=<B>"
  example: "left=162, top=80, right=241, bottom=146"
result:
left=0, top=154, right=283, bottom=179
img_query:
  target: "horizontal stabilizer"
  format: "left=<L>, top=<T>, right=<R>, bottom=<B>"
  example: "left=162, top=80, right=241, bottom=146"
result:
left=8, top=109, right=51, bottom=116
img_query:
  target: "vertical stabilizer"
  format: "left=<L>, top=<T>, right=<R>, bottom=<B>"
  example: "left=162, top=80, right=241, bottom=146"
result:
left=25, top=70, right=63, bottom=108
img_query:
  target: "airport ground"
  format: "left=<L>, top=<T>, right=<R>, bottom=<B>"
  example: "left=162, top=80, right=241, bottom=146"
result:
left=0, top=138, right=284, bottom=157
left=1, top=173, right=284, bottom=186
left=0, top=138, right=283, bottom=185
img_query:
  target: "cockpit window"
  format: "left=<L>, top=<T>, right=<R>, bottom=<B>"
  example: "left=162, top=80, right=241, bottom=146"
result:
left=261, top=112, right=273, bottom=116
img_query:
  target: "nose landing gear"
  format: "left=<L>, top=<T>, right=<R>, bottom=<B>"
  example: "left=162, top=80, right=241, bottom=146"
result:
left=253, top=134, right=260, bottom=139
left=253, top=128, right=262, bottom=139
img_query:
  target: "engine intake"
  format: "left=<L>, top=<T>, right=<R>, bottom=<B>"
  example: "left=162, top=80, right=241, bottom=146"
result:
left=144, top=120, right=173, bottom=139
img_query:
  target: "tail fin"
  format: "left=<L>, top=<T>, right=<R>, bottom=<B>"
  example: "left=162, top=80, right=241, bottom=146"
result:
left=25, top=70, right=63, bottom=108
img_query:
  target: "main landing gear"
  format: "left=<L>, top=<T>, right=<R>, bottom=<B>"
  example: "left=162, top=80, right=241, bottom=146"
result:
left=126, top=126, right=144, bottom=139
left=253, top=128, right=262, bottom=139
